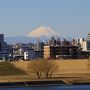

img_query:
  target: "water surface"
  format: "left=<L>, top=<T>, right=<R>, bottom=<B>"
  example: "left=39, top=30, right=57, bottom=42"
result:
left=1, top=85, right=90, bottom=90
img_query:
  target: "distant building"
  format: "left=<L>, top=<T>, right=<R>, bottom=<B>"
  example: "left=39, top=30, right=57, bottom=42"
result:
left=77, top=38, right=90, bottom=52
left=61, top=39, right=70, bottom=46
left=0, top=34, right=4, bottom=51
left=0, top=34, right=13, bottom=60
left=0, top=34, right=4, bottom=43
left=24, top=49, right=35, bottom=60
left=71, top=39, right=77, bottom=46
left=44, top=46, right=51, bottom=59
left=24, top=50, right=43, bottom=60
left=12, top=43, right=34, bottom=59
left=35, top=42, right=45, bottom=51
left=44, top=45, right=78, bottom=59
left=56, top=38, right=61, bottom=46
left=88, top=33, right=90, bottom=40
left=34, top=51, right=44, bottom=59
left=81, top=40, right=90, bottom=51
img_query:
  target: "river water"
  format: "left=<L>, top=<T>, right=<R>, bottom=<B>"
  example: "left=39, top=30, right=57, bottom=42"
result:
left=1, top=85, right=90, bottom=90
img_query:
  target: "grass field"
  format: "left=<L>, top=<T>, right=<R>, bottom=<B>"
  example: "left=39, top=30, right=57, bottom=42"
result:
left=0, top=59, right=90, bottom=83
left=0, top=62, right=26, bottom=76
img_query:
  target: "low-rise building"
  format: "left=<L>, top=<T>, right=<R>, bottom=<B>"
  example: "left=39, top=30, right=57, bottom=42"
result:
left=24, top=49, right=35, bottom=60
left=34, top=51, right=44, bottom=59
left=24, top=50, right=43, bottom=60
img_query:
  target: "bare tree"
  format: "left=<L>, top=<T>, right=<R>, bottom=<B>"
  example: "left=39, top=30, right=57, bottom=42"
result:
left=43, top=60, right=58, bottom=78
left=30, top=60, right=58, bottom=79
left=30, top=60, right=44, bottom=79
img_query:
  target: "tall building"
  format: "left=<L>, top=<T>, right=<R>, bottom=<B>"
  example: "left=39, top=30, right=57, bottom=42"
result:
left=0, top=34, right=13, bottom=60
left=35, top=42, right=45, bottom=51
left=88, top=33, right=90, bottom=40
left=0, top=34, right=4, bottom=42
left=0, top=34, right=4, bottom=51
left=44, top=46, right=51, bottom=59
left=87, top=41, right=90, bottom=50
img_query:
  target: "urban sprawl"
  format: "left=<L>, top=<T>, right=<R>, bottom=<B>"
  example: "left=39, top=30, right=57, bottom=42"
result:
left=0, top=33, right=90, bottom=61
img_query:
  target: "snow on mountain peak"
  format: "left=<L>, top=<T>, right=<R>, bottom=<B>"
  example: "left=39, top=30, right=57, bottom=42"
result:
left=27, top=26, right=60, bottom=38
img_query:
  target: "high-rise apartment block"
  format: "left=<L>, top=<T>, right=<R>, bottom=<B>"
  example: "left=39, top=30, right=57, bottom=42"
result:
left=0, top=34, right=13, bottom=60
left=0, top=34, right=4, bottom=42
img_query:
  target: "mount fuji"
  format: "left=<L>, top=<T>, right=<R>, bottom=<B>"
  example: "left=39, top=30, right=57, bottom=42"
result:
left=27, top=26, right=60, bottom=38
left=5, top=26, right=62, bottom=44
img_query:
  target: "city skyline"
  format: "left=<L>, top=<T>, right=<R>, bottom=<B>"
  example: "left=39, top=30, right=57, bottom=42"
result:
left=0, top=0, right=90, bottom=38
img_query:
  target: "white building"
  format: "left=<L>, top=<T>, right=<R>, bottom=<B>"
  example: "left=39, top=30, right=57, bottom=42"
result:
left=24, top=49, right=35, bottom=60
left=77, top=38, right=90, bottom=51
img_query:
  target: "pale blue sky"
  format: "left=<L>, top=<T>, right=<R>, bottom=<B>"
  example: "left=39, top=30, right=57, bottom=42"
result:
left=0, top=0, right=90, bottom=38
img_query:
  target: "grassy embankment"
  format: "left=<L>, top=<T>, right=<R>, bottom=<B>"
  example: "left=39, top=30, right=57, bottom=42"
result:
left=0, top=59, right=90, bottom=83
left=0, top=62, right=26, bottom=76
left=10, top=59, right=90, bottom=84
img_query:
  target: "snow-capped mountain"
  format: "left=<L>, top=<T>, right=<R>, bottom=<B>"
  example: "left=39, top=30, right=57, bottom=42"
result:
left=27, top=26, right=60, bottom=38
left=5, top=26, right=62, bottom=44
